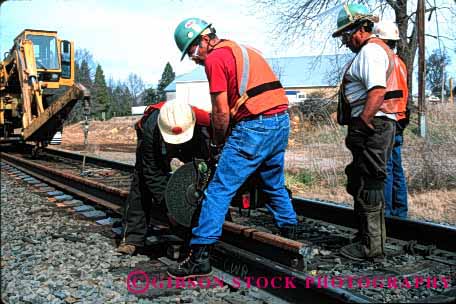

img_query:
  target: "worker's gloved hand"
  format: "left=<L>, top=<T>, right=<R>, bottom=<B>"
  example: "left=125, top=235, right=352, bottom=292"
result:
left=209, top=142, right=223, bottom=166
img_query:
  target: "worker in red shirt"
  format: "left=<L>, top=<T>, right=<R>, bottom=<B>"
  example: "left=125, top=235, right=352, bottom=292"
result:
left=168, top=18, right=298, bottom=279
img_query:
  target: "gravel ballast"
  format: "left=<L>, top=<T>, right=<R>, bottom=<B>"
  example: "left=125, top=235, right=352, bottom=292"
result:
left=0, top=164, right=275, bottom=304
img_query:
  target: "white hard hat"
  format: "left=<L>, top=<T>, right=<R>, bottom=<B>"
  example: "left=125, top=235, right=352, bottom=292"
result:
left=158, top=100, right=196, bottom=145
left=374, top=20, right=400, bottom=40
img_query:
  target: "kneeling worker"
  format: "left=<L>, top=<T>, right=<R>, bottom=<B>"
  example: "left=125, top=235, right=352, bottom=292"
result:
left=117, top=99, right=211, bottom=255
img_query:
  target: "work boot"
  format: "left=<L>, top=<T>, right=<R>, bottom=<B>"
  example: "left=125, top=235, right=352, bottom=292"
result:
left=380, top=202, right=387, bottom=247
left=350, top=201, right=363, bottom=243
left=167, top=245, right=212, bottom=279
left=350, top=232, right=362, bottom=244
left=117, top=243, right=137, bottom=255
left=340, top=209, right=385, bottom=261
left=279, top=224, right=298, bottom=240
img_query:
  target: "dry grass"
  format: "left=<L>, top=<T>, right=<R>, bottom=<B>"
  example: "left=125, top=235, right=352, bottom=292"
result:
left=59, top=105, right=456, bottom=225
left=408, top=190, right=456, bottom=224
left=62, top=117, right=137, bottom=146
left=286, top=102, right=456, bottom=225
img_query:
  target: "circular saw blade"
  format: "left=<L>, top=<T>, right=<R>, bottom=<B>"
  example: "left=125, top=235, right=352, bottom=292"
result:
left=165, top=160, right=208, bottom=227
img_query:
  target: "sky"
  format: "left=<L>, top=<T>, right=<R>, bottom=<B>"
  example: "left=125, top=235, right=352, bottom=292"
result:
left=1, top=0, right=455, bottom=90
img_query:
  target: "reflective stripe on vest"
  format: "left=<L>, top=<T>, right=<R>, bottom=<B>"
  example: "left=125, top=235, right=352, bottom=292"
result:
left=212, top=40, right=288, bottom=118
left=239, top=44, right=249, bottom=96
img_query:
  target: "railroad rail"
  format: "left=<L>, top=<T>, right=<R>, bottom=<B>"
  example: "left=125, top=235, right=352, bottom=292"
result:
left=1, top=148, right=455, bottom=303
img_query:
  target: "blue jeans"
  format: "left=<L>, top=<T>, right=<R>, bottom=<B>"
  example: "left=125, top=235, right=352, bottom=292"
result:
left=384, top=134, right=408, bottom=217
left=191, top=112, right=298, bottom=245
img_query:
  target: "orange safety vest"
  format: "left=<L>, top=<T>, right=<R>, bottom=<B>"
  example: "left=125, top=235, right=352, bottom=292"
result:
left=367, top=38, right=408, bottom=119
left=135, top=101, right=211, bottom=131
left=212, top=40, right=288, bottom=117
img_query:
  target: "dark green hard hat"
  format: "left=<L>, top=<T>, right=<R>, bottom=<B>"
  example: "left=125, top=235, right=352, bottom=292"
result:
left=332, top=3, right=378, bottom=38
left=174, top=18, right=211, bottom=60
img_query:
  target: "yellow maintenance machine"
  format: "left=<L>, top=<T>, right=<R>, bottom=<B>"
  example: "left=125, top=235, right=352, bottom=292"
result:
left=0, top=29, right=90, bottom=150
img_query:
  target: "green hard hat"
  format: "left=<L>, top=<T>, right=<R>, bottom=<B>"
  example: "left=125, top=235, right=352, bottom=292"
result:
left=332, top=3, right=377, bottom=38
left=174, top=18, right=211, bottom=61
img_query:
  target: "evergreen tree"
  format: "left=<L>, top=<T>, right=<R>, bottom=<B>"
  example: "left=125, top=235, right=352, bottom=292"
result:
left=67, top=59, right=93, bottom=123
left=120, top=85, right=133, bottom=115
left=143, top=87, right=159, bottom=105
left=156, top=62, right=175, bottom=102
left=426, top=49, right=451, bottom=98
left=93, top=64, right=109, bottom=119
left=110, top=85, right=124, bottom=117
left=76, top=59, right=92, bottom=89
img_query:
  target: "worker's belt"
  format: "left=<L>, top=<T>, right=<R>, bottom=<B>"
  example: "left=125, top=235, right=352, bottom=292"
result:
left=241, top=110, right=287, bottom=122
left=349, top=116, right=395, bottom=123
left=384, top=90, right=403, bottom=100
left=230, top=81, right=283, bottom=117
left=245, top=81, right=283, bottom=98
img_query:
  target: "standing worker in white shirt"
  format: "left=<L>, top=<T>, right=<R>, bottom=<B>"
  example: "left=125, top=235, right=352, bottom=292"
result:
left=333, top=4, right=405, bottom=261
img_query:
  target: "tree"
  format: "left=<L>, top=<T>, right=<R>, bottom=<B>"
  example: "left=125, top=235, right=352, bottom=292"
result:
left=93, top=64, right=110, bottom=119
left=156, top=62, right=175, bottom=102
left=253, top=0, right=454, bottom=104
left=68, top=58, right=93, bottom=123
left=143, top=87, right=159, bottom=105
left=75, top=59, right=92, bottom=89
left=110, top=82, right=133, bottom=116
left=426, top=48, right=451, bottom=97
left=127, top=73, right=145, bottom=105
left=75, top=49, right=96, bottom=81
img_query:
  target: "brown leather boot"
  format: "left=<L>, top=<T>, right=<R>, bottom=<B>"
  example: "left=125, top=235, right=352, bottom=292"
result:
left=117, top=243, right=137, bottom=255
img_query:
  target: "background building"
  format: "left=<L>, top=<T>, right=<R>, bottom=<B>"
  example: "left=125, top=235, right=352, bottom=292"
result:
left=164, top=54, right=351, bottom=112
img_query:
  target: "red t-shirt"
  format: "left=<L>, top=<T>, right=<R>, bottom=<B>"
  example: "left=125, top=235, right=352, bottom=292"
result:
left=205, top=47, right=287, bottom=121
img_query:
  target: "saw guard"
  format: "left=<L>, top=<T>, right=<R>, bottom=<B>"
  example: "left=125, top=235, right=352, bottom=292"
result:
left=165, top=160, right=211, bottom=227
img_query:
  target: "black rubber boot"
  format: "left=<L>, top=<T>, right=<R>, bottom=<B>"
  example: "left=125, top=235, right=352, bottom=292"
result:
left=340, top=189, right=385, bottom=261
left=167, top=245, right=212, bottom=279
left=279, top=224, right=298, bottom=240
left=350, top=201, right=363, bottom=243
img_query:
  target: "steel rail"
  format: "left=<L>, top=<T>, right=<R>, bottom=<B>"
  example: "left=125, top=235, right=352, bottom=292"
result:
left=1, top=153, right=128, bottom=210
left=8, top=148, right=456, bottom=252
left=7, top=148, right=456, bottom=252
left=43, top=147, right=134, bottom=173
left=291, top=198, right=456, bottom=252
left=3, top=151, right=455, bottom=303
left=0, top=152, right=306, bottom=267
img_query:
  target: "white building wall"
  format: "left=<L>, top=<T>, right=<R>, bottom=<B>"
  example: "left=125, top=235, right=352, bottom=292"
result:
left=131, top=106, right=147, bottom=115
left=176, top=81, right=212, bottom=112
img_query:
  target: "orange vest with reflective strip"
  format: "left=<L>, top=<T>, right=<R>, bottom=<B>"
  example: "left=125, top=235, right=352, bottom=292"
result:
left=135, top=102, right=211, bottom=131
left=212, top=40, right=288, bottom=117
left=367, top=38, right=408, bottom=119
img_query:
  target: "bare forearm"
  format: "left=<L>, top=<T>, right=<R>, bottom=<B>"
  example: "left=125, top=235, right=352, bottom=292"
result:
left=211, top=92, right=230, bottom=145
left=360, top=87, right=386, bottom=128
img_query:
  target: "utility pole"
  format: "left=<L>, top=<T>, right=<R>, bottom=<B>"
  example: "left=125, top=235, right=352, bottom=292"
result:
left=434, top=0, right=445, bottom=103
left=450, top=78, right=454, bottom=103
left=417, top=0, right=426, bottom=138
left=441, top=62, right=445, bottom=102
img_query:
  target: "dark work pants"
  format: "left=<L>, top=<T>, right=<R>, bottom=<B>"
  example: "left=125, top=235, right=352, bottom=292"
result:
left=345, top=117, right=395, bottom=225
left=121, top=126, right=168, bottom=246
left=121, top=165, right=148, bottom=246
